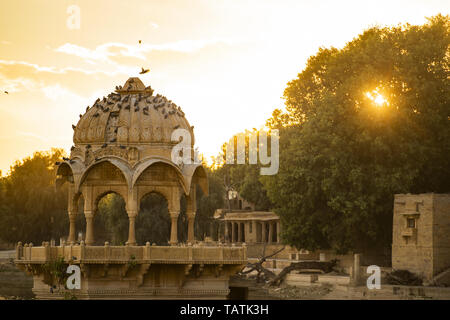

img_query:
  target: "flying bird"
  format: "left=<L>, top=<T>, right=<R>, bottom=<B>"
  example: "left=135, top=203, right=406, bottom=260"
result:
left=140, top=67, right=150, bottom=74
left=139, top=40, right=142, bottom=44
left=4, top=91, right=8, bottom=94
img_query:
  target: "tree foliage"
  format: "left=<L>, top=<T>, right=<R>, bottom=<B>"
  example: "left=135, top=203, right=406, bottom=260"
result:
left=0, top=149, right=68, bottom=244
left=262, top=15, right=450, bottom=253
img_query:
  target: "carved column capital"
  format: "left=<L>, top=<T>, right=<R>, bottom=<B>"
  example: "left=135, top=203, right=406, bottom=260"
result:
left=84, top=210, right=94, bottom=219
left=187, top=211, right=196, bottom=219
left=127, top=210, right=138, bottom=218
left=169, top=211, right=180, bottom=219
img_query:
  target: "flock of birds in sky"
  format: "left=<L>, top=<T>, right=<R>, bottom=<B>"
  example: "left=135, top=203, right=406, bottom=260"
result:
left=2, top=40, right=149, bottom=95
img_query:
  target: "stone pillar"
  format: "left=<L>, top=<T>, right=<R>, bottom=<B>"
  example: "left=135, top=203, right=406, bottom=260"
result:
left=276, top=220, right=281, bottom=243
left=244, top=222, right=248, bottom=243
left=127, top=210, right=137, bottom=246
left=169, top=212, right=179, bottom=245
left=353, top=253, right=361, bottom=285
left=262, top=222, right=267, bottom=243
left=187, top=212, right=196, bottom=243
left=268, top=222, right=274, bottom=243
left=85, top=211, right=94, bottom=246
left=68, top=212, right=77, bottom=244
left=224, top=222, right=229, bottom=243
left=231, top=221, right=235, bottom=243
left=238, top=222, right=242, bottom=243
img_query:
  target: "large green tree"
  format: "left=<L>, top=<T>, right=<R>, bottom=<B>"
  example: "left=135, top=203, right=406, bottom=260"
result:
left=262, top=15, right=450, bottom=253
left=0, top=149, right=68, bottom=244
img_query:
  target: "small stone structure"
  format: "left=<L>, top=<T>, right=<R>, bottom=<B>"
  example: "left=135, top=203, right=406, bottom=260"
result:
left=215, top=210, right=281, bottom=244
left=14, top=77, right=247, bottom=299
left=392, top=193, right=450, bottom=284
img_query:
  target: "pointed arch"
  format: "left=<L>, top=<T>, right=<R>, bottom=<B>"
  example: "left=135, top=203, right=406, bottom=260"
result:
left=182, top=164, right=209, bottom=196
left=76, top=157, right=132, bottom=192
left=131, top=157, right=188, bottom=194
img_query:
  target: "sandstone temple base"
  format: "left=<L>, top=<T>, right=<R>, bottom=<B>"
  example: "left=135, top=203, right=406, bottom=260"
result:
left=15, top=242, right=246, bottom=300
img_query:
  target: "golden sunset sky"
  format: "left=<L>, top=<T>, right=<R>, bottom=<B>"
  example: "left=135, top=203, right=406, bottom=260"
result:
left=0, top=0, right=448, bottom=175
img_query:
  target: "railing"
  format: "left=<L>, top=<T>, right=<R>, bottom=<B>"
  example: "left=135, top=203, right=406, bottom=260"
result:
left=15, top=241, right=247, bottom=264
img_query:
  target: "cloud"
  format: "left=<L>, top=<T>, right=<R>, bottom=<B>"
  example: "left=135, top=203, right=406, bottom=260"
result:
left=55, top=38, right=239, bottom=65
left=16, top=131, right=48, bottom=142
left=41, top=84, right=82, bottom=102
left=0, top=59, right=127, bottom=76
left=0, top=59, right=135, bottom=97
left=149, top=22, right=159, bottom=29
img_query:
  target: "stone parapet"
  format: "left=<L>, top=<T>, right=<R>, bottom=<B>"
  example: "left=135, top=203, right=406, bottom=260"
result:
left=14, top=242, right=247, bottom=299
left=15, top=242, right=246, bottom=265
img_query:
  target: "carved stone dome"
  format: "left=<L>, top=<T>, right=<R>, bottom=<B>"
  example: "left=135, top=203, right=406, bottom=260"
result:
left=73, top=77, right=194, bottom=146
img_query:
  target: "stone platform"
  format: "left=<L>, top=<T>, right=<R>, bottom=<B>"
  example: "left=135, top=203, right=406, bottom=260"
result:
left=15, top=242, right=246, bottom=299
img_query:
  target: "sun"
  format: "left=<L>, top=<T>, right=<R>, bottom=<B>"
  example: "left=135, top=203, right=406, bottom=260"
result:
left=366, top=91, right=388, bottom=107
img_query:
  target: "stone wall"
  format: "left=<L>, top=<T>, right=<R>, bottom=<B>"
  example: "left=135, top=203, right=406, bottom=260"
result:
left=392, top=193, right=450, bottom=281
left=432, top=194, right=450, bottom=275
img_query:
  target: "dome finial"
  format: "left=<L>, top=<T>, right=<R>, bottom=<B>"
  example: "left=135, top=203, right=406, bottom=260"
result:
left=116, top=77, right=153, bottom=95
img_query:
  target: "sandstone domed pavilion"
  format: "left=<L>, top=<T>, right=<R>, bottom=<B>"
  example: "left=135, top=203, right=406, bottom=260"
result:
left=15, top=77, right=246, bottom=299
left=57, top=77, right=208, bottom=246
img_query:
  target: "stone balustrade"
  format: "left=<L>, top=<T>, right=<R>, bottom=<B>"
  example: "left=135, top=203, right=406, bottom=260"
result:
left=15, top=241, right=247, bottom=265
